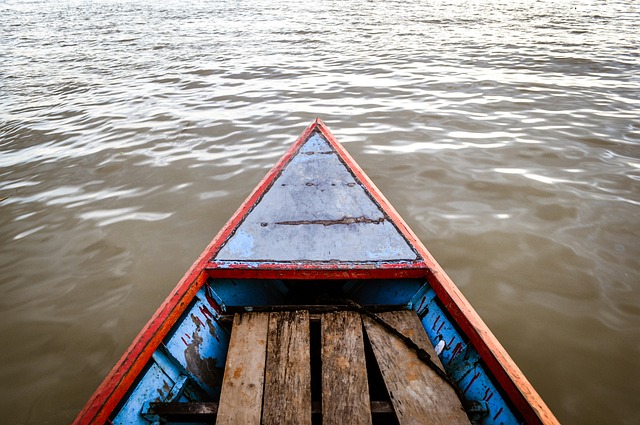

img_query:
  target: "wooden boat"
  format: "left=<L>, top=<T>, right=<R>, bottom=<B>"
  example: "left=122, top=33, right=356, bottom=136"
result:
left=74, top=119, right=558, bottom=425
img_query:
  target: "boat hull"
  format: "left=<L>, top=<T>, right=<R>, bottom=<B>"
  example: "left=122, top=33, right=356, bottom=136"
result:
left=74, top=119, right=558, bottom=425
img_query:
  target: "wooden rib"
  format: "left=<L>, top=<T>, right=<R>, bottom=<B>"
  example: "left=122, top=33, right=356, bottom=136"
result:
left=363, top=310, right=470, bottom=425
left=262, top=311, right=312, bottom=425
left=147, top=400, right=394, bottom=418
left=216, top=313, right=269, bottom=425
left=321, top=311, right=372, bottom=425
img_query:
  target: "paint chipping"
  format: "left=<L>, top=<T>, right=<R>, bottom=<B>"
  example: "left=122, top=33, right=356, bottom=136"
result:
left=274, top=216, right=385, bottom=226
left=156, top=380, right=172, bottom=401
left=200, top=305, right=214, bottom=319
left=205, top=317, right=220, bottom=341
left=191, top=313, right=204, bottom=328
left=184, top=330, right=224, bottom=389
left=303, top=150, right=333, bottom=155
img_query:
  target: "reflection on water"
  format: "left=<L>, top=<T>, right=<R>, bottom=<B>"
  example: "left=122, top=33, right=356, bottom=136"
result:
left=1, top=0, right=639, bottom=423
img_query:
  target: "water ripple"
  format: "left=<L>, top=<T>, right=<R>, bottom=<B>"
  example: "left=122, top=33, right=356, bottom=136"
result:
left=1, top=0, right=639, bottom=424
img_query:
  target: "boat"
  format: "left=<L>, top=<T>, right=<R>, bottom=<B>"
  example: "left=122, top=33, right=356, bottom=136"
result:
left=74, top=119, right=559, bottom=425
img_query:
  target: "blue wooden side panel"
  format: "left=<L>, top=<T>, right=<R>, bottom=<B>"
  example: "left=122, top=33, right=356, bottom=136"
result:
left=163, top=289, right=230, bottom=398
left=207, top=278, right=286, bottom=308
left=112, top=361, right=182, bottom=425
left=412, top=288, right=522, bottom=425
left=111, top=286, right=230, bottom=424
left=344, top=279, right=424, bottom=305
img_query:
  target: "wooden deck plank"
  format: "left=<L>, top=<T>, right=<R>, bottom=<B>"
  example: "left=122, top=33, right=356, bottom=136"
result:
left=321, top=311, right=372, bottom=425
left=216, top=313, right=269, bottom=425
left=262, top=311, right=312, bottom=425
left=363, top=310, right=470, bottom=425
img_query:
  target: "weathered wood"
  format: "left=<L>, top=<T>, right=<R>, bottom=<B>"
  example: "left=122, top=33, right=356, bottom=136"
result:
left=217, top=313, right=269, bottom=425
left=147, top=400, right=393, bottom=422
left=147, top=401, right=218, bottom=422
left=218, top=306, right=404, bottom=326
left=316, top=400, right=393, bottom=415
left=223, top=304, right=405, bottom=315
left=321, top=311, right=372, bottom=425
left=363, top=310, right=470, bottom=425
left=262, top=311, right=312, bottom=425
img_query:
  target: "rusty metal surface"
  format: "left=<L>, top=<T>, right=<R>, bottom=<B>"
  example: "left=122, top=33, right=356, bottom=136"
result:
left=214, top=132, right=419, bottom=262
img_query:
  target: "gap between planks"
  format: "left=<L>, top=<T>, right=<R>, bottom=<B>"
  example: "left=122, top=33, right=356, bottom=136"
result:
left=216, top=309, right=470, bottom=425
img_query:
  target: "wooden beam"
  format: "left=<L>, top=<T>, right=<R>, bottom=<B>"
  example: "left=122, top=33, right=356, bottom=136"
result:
left=217, top=313, right=269, bottom=424
left=321, top=311, right=372, bottom=425
left=146, top=400, right=394, bottom=422
left=221, top=304, right=406, bottom=317
left=262, top=311, right=312, bottom=425
left=363, top=310, right=470, bottom=425
left=146, top=402, right=217, bottom=422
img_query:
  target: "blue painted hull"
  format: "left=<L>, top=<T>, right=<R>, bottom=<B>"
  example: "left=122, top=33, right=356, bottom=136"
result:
left=112, top=278, right=518, bottom=425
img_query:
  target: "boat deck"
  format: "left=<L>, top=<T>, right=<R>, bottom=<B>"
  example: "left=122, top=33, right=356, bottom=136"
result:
left=148, top=308, right=470, bottom=424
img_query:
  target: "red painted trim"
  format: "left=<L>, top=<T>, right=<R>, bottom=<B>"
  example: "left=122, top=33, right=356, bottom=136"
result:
left=208, top=120, right=320, bottom=262
left=315, top=119, right=558, bottom=424
left=74, top=119, right=558, bottom=425
left=424, top=267, right=559, bottom=425
left=74, top=121, right=322, bottom=424
left=74, top=121, right=325, bottom=424
left=206, top=262, right=428, bottom=280
left=73, top=271, right=211, bottom=425
left=314, top=120, right=425, bottom=262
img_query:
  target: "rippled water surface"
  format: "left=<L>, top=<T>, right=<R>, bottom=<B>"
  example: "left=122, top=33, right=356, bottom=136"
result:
left=1, top=0, right=639, bottom=423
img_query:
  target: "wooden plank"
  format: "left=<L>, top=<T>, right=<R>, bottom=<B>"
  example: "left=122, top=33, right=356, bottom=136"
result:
left=321, top=311, right=372, bottom=425
left=363, top=310, right=470, bottom=425
left=217, top=313, right=269, bottom=425
left=262, top=311, right=312, bottom=425
left=222, top=304, right=405, bottom=316
left=218, top=306, right=403, bottom=327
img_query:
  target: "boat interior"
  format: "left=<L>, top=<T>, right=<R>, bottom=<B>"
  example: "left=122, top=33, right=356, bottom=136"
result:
left=112, top=277, right=519, bottom=424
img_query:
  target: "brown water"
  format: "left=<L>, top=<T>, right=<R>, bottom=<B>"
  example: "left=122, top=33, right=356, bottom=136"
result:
left=1, top=0, right=639, bottom=423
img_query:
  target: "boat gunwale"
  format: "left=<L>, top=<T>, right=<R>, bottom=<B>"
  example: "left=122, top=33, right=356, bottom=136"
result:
left=73, top=119, right=559, bottom=425
left=74, top=119, right=328, bottom=425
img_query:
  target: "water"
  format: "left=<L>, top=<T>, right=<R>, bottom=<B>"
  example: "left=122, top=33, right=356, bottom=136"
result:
left=1, top=0, right=639, bottom=423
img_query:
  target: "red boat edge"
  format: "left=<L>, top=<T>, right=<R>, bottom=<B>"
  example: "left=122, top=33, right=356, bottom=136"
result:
left=73, top=119, right=559, bottom=425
